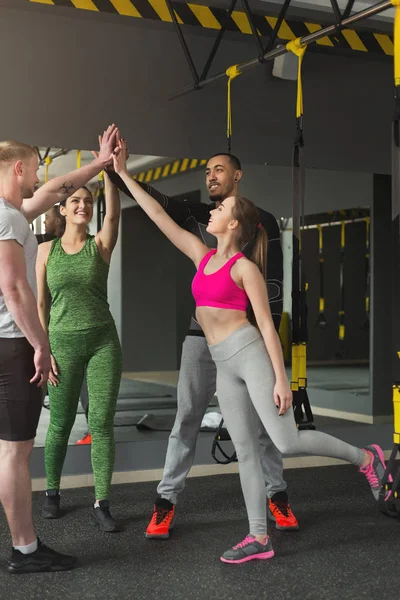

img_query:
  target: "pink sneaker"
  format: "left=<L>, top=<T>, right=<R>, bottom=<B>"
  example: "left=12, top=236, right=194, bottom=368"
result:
left=359, top=444, right=391, bottom=500
left=220, top=535, right=274, bottom=564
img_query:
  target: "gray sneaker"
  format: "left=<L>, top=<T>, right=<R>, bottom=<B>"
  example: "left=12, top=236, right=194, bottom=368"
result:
left=220, top=535, right=274, bottom=564
left=359, top=444, right=388, bottom=500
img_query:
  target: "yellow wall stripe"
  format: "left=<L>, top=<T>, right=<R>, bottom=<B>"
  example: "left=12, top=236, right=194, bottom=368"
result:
left=27, top=1, right=394, bottom=58
left=265, top=16, right=295, bottom=41
left=304, top=22, right=334, bottom=47
left=110, top=0, right=142, bottom=18
left=71, top=0, right=98, bottom=11
left=171, top=160, right=180, bottom=175
left=145, top=169, right=154, bottom=182
left=188, top=4, right=221, bottom=30
left=231, top=10, right=252, bottom=35
left=132, top=157, right=206, bottom=183
left=374, top=33, right=394, bottom=55
left=148, top=0, right=173, bottom=22
left=180, top=158, right=189, bottom=171
left=341, top=29, right=367, bottom=52
left=153, top=166, right=162, bottom=180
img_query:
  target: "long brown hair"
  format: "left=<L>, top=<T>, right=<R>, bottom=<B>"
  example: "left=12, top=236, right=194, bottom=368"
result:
left=231, top=196, right=268, bottom=325
left=231, top=196, right=268, bottom=278
left=46, top=205, right=64, bottom=238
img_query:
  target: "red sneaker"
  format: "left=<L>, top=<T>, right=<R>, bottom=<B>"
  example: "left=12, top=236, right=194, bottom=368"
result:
left=145, top=499, right=175, bottom=539
left=76, top=432, right=92, bottom=445
left=268, top=498, right=299, bottom=530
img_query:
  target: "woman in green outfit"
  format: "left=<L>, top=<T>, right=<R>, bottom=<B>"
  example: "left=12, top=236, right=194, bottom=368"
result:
left=36, top=167, right=122, bottom=532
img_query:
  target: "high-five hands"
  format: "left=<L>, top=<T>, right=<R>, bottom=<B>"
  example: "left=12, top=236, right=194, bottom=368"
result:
left=112, top=138, right=129, bottom=176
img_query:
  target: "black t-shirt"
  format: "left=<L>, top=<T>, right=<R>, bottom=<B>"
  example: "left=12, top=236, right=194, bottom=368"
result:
left=108, top=172, right=283, bottom=333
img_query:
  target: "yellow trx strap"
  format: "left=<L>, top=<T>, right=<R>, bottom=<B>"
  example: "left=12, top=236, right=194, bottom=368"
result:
left=44, top=155, right=52, bottom=183
left=394, top=386, right=400, bottom=444
left=226, top=65, right=241, bottom=154
left=76, top=149, right=81, bottom=169
left=392, top=0, right=400, bottom=85
left=286, top=38, right=307, bottom=120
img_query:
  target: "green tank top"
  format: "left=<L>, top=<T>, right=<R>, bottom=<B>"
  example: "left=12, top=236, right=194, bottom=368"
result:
left=46, top=235, right=114, bottom=332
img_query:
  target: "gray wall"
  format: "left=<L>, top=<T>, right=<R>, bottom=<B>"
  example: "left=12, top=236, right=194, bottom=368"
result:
left=370, top=174, right=392, bottom=418
left=154, top=165, right=373, bottom=216
left=120, top=203, right=196, bottom=371
left=121, top=207, right=177, bottom=371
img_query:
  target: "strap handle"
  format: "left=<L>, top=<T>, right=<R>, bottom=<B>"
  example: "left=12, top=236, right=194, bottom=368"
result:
left=44, top=155, right=52, bottom=183
left=226, top=65, right=241, bottom=154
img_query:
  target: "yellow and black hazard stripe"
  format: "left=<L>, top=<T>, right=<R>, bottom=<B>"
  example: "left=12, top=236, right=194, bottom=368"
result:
left=29, top=0, right=394, bottom=57
left=133, top=157, right=206, bottom=183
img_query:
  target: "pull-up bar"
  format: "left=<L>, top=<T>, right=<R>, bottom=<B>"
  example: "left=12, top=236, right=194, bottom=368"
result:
left=169, top=0, right=392, bottom=100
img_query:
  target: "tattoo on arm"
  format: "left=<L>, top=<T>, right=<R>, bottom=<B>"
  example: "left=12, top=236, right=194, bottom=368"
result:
left=58, top=181, right=76, bottom=197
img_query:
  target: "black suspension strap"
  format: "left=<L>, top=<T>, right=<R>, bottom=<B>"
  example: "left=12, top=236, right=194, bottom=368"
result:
left=317, top=225, right=327, bottom=328
left=211, top=418, right=237, bottom=465
left=363, top=216, right=371, bottom=328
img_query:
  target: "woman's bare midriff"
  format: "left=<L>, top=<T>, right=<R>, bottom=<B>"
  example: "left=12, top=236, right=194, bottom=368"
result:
left=195, top=307, right=249, bottom=345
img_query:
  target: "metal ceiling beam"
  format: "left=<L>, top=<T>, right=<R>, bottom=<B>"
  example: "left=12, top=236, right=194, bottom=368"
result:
left=170, top=0, right=393, bottom=100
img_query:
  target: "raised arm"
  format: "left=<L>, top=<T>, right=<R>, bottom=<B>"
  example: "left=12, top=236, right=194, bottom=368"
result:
left=95, top=171, right=121, bottom=257
left=22, top=124, right=119, bottom=223
left=106, top=170, right=211, bottom=227
left=240, top=260, right=292, bottom=415
left=113, top=140, right=208, bottom=265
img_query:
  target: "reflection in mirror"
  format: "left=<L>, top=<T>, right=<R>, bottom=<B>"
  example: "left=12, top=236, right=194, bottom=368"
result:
left=32, top=148, right=375, bottom=462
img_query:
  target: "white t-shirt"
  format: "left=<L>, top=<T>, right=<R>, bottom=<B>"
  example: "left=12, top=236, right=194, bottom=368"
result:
left=0, top=197, right=38, bottom=338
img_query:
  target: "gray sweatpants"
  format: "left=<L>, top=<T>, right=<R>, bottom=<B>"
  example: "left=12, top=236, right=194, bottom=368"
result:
left=209, top=324, right=365, bottom=536
left=157, top=334, right=287, bottom=504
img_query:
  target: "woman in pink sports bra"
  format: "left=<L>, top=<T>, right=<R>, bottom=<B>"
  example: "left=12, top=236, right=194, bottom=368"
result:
left=113, top=140, right=387, bottom=565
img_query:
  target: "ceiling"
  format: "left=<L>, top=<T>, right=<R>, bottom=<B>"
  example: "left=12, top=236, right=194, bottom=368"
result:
left=0, top=0, right=396, bottom=174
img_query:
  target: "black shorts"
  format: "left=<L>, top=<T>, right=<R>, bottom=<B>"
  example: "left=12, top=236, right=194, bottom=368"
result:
left=0, top=337, right=42, bottom=441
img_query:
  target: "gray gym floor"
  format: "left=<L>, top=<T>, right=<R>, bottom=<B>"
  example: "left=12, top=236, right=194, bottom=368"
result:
left=1, top=464, right=398, bottom=600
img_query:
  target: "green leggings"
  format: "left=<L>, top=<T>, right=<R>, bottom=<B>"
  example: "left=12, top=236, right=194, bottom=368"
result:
left=45, top=323, right=122, bottom=499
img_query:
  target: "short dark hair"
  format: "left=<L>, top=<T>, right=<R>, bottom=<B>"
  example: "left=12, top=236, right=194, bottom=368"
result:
left=208, top=153, right=242, bottom=171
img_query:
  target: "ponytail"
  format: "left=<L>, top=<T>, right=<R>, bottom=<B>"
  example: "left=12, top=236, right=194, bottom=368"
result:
left=55, top=203, right=66, bottom=238
left=247, top=225, right=268, bottom=327
left=251, top=225, right=268, bottom=281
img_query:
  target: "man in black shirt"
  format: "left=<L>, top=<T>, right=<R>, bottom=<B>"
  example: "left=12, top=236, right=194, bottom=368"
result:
left=109, top=153, right=299, bottom=536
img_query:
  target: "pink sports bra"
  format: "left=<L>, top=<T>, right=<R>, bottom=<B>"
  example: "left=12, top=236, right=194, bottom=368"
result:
left=191, top=249, right=249, bottom=312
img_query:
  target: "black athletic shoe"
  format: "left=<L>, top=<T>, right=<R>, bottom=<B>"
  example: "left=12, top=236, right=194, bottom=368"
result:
left=7, top=538, right=77, bottom=574
left=91, top=500, right=121, bottom=533
left=41, top=490, right=61, bottom=519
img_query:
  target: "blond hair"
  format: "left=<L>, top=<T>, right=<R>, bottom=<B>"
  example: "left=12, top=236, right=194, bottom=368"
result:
left=0, top=141, right=36, bottom=164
